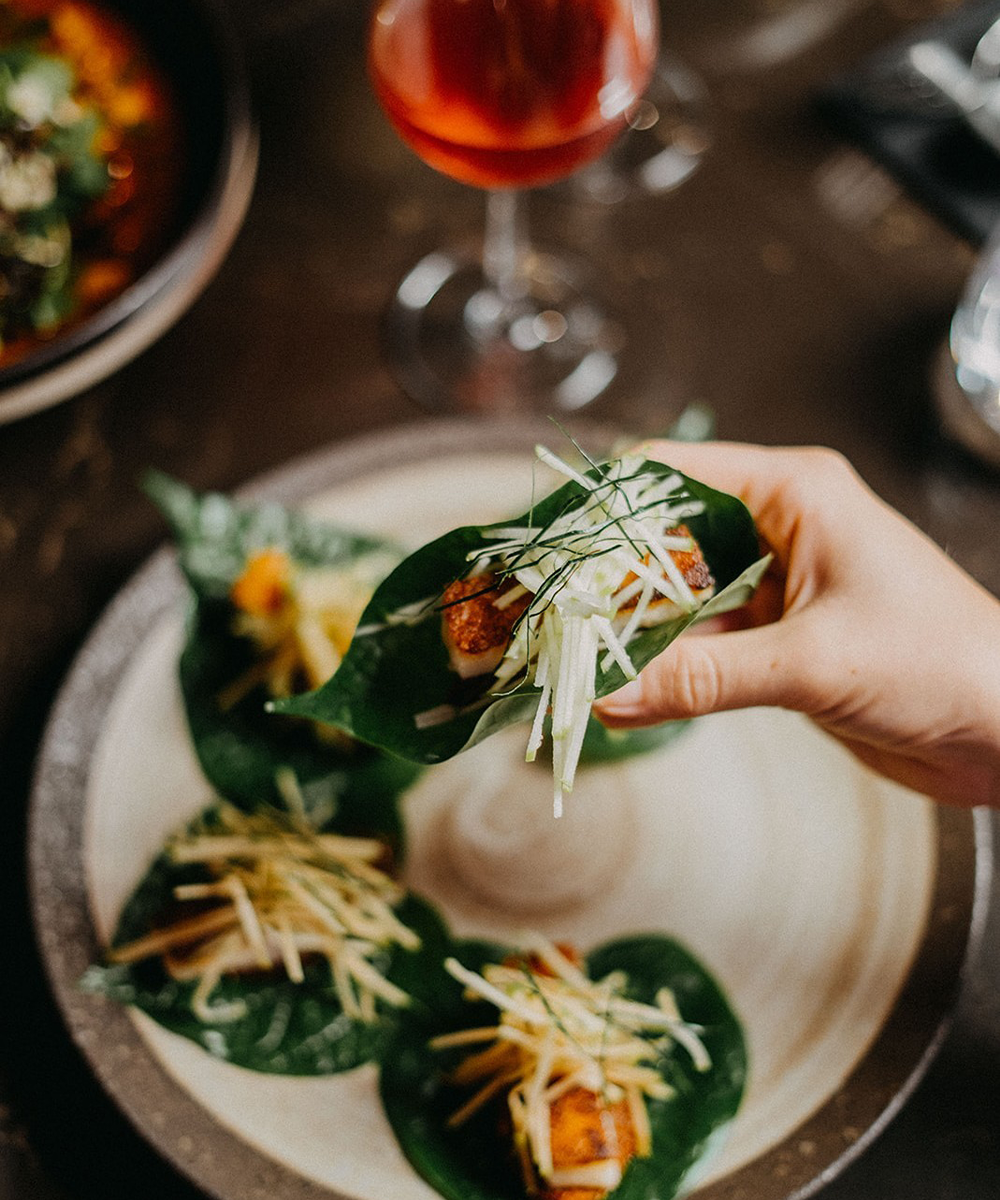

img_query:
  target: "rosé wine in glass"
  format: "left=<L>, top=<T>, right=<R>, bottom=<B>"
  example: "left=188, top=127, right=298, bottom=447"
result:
left=368, top=0, right=659, bottom=411
left=369, top=0, right=659, bottom=189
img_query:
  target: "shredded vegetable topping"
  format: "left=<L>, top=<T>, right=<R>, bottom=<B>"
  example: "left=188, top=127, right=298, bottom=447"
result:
left=223, top=548, right=386, bottom=709
left=444, top=447, right=713, bottom=815
left=433, top=936, right=710, bottom=1196
left=108, top=796, right=419, bottom=1025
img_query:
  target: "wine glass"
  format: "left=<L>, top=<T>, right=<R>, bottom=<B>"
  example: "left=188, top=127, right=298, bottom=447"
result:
left=558, top=49, right=713, bottom=206
left=368, top=0, right=659, bottom=412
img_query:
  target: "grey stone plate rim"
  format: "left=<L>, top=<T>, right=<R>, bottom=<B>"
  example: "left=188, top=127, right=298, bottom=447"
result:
left=27, top=417, right=991, bottom=1200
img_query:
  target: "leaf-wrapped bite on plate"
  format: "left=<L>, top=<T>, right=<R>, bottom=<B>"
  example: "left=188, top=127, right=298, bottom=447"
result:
left=380, top=933, right=746, bottom=1200
left=145, top=471, right=420, bottom=827
left=275, top=446, right=770, bottom=813
left=82, top=793, right=452, bottom=1075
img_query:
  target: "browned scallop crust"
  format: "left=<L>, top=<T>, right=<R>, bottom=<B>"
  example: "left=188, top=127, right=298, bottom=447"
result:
left=616, top=523, right=714, bottom=614
left=441, top=572, right=532, bottom=678
left=666, top=524, right=714, bottom=592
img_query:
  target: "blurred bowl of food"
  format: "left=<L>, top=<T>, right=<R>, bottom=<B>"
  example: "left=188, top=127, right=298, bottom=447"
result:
left=0, top=0, right=257, bottom=423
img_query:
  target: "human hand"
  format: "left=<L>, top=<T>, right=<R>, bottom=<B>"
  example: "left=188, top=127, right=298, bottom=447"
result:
left=594, top=441, right=1000, bottom=807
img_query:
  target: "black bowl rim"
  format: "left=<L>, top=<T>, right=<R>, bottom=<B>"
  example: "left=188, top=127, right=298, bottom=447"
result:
left=0, top=0, right=256, bottom=390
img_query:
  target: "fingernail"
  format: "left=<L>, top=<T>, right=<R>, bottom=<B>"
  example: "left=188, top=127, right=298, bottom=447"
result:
left=596, top=678, right=644, bottom=713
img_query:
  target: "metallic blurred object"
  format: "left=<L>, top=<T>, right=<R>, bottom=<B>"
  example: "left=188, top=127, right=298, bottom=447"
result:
left=848, top=9, right=1000, bottom=140
left=905, top=29, right=1000, bottom=155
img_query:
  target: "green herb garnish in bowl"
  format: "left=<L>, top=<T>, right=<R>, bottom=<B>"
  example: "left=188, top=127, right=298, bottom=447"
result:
left=0, top=39, right=109, bottom=349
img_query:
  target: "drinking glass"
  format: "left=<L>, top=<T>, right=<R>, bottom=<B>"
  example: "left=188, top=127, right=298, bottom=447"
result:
left=934, top=218, right=1000, bottom=468
left=560, top=50, right=712, bottom=206
left=368, top=0, right=659, bottom=412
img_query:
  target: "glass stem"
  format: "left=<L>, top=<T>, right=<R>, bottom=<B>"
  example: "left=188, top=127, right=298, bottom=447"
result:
left=483, top=189, right=527, bottom=310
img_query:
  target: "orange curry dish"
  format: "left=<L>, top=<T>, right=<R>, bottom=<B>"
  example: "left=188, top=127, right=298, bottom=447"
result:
left=0, top=0, right=182, bottom=363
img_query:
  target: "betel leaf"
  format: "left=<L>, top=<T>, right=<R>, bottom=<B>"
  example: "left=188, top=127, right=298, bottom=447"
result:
left=81, top=806, right=455, bottom=1076
left=275, top=458, right=770, bottom=765
left=144, top=471, right=420, bottom=826
left=144, top=470, right=399, bottom=601
left=177, top=610, right=415, bottom=841
left=578, top=715, right=691, bottom=764
left=379, top=934, right=747, bottom=1200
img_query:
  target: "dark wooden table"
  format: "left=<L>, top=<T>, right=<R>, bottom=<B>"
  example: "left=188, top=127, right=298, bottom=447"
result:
left=3, top=0, right=1000, bottom=1196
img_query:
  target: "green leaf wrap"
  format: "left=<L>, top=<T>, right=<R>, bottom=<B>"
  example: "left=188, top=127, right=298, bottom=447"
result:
left=275, top=458, right=769, bottom=766
left=145, top=471, right=421, bottom=825
left=379, top=934, right=746, bottom=1200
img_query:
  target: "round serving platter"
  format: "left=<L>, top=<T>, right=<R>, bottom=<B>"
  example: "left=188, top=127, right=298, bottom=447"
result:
left=29, top=418, right=990, bottom=1200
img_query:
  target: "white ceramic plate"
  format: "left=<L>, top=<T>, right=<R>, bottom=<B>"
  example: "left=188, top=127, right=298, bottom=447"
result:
left=30, top=419, right=988, bottom=1200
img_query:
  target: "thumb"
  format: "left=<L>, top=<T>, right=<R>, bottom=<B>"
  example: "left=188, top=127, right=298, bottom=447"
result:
left=595, top=623, right=818, bottom=725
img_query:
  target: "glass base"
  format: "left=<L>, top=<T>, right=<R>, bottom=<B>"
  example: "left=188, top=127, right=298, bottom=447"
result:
left=383, top=245, right=624, bottom=412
